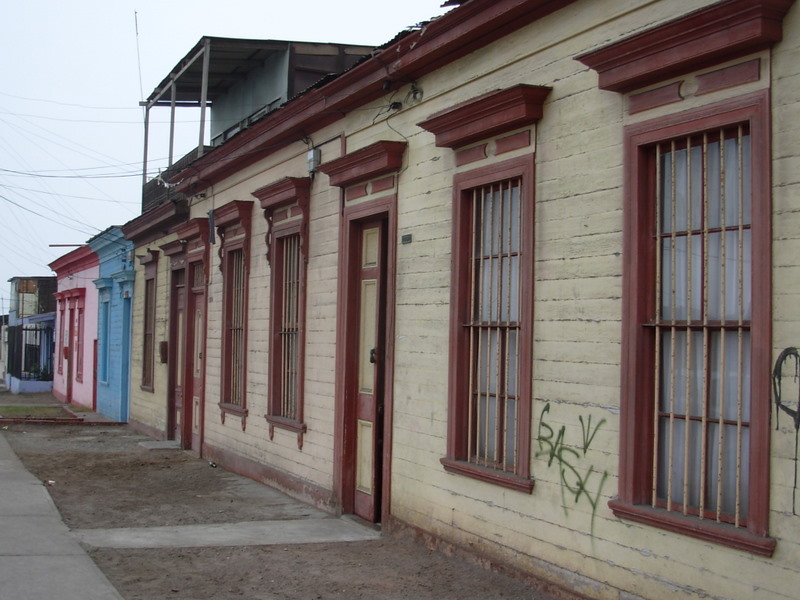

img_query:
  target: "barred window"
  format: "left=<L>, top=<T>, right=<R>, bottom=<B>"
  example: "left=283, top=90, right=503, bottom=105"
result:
left=142, top=278, right=156, bottom=389
left=613, top=94, right=773, bottom=556
left=442, top=155, right=534, bottom=492
left=225, top=248, right=246, bottom=407
left=468, top=178, right=521, bottom=470
left=215, top=200, right=253, bottom=427
left=273, top=233, right=301, bottom=420
left=254, top=177, right=310, bottom=443
left=654, top=128, right=752, bottom=524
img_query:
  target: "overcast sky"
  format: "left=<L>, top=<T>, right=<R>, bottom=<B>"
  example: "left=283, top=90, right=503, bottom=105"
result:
left=0, top=0, right=452, bottom=313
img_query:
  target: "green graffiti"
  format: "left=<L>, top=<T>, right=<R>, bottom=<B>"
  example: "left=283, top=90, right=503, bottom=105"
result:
left=579, top=413, right=605, bottom=455
left=536, top=403, right=609, bottom=536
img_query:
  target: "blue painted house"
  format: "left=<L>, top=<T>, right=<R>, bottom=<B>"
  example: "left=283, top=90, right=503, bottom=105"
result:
left=89, top=227, right=134, bottom=422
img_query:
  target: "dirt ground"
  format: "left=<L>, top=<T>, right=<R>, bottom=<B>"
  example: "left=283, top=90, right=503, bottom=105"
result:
left=3, top=423, right=571, bottom=600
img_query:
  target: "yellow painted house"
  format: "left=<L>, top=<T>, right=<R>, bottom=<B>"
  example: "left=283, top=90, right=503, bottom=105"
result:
left=122, top=1, right=800, bottom=597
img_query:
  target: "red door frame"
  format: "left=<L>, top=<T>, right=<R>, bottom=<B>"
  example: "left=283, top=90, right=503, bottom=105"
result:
left=168, top=273, right=186, bottom=442
left=185, top=264, right=206, bottom=453
left=66, top=307, right=74, bottom=404
left=334, top=194, right=397, bottom=522
left=168, top=219, right=210, bottom=455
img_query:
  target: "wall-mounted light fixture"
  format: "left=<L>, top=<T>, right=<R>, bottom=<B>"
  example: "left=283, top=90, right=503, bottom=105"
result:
left=307, top=147, right=322, bottom=175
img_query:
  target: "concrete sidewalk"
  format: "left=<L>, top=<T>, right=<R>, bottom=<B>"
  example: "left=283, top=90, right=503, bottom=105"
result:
left=0, top=400, right=381, bottom=599
left=0, top=433, right=124, bottom=600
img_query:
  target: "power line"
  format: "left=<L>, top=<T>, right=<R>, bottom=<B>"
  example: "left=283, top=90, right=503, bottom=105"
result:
left=7, top=185, right=121, bottom=233
left=0, top=183, right=139, bottom=205
left=0, top=91, right=140, bottom=111
left=0, top=168, right=144, bottom=180
left=0, top=110, right=146, bottom=124
left=0, top=113, right=142, bottom=174
left=0, top=161, right=144, bottom=174
left=0, top=193, right=99, bottom=235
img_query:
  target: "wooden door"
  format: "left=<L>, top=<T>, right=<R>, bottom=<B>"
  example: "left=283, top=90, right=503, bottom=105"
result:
left=185, top=263, right=205, bottom=453
left=168, top=271, right=186, bottom=442
left=352, top=221, right=387, bottom=522
left=66, top=307, right=74, bottom=403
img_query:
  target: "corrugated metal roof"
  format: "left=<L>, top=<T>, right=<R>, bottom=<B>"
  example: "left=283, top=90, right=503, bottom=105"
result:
left=144, top=37, right=374, bottom=107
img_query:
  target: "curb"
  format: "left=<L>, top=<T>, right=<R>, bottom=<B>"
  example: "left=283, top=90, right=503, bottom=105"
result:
left=0, top=418, right=127, bottom=426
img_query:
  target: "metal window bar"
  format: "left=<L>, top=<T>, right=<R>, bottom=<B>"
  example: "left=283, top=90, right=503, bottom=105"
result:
left=467, top=178, right=521, bottom=471
left=76, top=309, right=84, bottom=380
left=7, top=325, right=53, bottom=380
left=57, top=309, right=65, bottom=374
left=652, top=126, right=751, bottom=526
left=228, top=249, right=246, bottom=406
left=280, top=234, right=301, bottom=419
left=142, top=279, right=156, bottom=387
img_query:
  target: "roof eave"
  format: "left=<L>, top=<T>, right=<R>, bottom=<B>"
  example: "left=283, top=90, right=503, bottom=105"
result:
left=173, top=0, right=579, bottom=194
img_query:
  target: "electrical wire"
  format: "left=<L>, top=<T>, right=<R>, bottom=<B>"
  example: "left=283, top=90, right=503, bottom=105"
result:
left=0, top=193, right=99, bottom=236
left=0, top=183, right=138, bottom=204
left=0, top=113, right=139, bottom=170
left=0, top=168, right=144, bottom=180
left=0, top=91, right=141, bottom=111
left=6, top=186, right=112, bottom=233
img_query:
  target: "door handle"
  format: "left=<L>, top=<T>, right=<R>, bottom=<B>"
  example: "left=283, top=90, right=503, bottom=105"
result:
left=369, top=347, right=377, bottom=364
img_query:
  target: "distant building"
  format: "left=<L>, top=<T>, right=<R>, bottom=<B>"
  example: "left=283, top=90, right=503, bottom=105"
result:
left=5, top=276, right=56, bottom=394
left=50, top=247, right=99, bottom=408
left=0, top=314, right=8, bottom=389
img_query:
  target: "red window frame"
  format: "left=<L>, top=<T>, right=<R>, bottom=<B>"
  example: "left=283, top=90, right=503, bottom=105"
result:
left=222, top=246, right=246, bottom=407
left=75, top=302, right=84, bottom=383
left=610, top=91, right=773, bottom=556
left=139, top=250, right=159, bottom=392
left=215, top=200, right=253, bottom=429
left=268, top=229, right=306, bottom=425
left=57, top=300, right=65, bottom=375
left=141, top=277, right=156, bottom=391
left=252, top=177, right=311, bottom=446
left=441, top=154, right=535, bottom=493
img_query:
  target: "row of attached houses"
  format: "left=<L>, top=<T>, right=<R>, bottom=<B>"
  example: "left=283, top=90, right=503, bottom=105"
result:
left=42, top=228, right=134, bottom=419
left=36, top=0, right=800, bottom=597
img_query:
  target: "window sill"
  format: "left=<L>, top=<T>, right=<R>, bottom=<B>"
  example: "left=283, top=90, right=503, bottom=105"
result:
left=265, top=415, right=307, bottom=449
left=608, top=500, right=776, bottom=557
left=140, top=384, right=154, bottom=393
left=219, top=403, right=248, bottom=431
left=440, top=457, right=534, bottom=493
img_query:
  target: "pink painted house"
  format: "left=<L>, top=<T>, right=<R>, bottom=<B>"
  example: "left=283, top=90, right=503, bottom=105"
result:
left=50, top=246, right=99, bottom=409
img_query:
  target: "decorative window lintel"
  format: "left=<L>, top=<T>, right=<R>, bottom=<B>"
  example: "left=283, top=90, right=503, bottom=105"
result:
left=253, top=177, right=312, bottom=446
left=417, top=84, right=550, bottom=149
left=214, top=200, right=254, bottom=272
left=575, top=0, right=794, bottom=93
left=253, top=177, right=311, bottom=266
left=317, top=141, right=407, bottom=188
